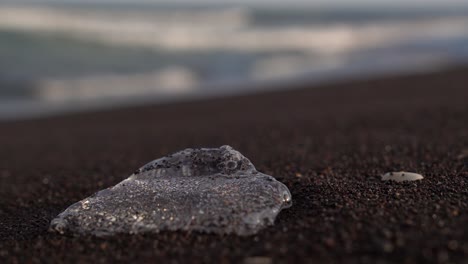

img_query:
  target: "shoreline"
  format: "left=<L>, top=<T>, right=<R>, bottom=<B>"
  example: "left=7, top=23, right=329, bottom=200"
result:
left=0, top=62, right=464, bottom=122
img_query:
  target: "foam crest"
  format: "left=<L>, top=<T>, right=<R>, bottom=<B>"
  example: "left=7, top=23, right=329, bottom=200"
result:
left=1, top=6, right=468, bottom=54
left=38, top=66, right=198, bottom=101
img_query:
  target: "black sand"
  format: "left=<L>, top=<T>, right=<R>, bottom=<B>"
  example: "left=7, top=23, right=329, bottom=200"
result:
left=0, top=67, right=467, bottom=263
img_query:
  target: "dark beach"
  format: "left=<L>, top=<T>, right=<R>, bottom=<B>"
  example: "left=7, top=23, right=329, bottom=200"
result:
left=0, top=67, right=467, bottom=263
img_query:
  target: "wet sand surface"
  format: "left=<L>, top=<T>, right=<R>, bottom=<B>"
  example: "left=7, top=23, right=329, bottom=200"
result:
left=0, top=67, right=467, bottom=263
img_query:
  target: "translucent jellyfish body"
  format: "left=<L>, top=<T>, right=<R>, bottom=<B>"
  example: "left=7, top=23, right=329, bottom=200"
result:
left=50, top=146, right=292, bottom=236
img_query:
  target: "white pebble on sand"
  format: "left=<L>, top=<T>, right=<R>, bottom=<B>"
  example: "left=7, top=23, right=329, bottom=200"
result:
left=381, top=171, right=424, bottom=182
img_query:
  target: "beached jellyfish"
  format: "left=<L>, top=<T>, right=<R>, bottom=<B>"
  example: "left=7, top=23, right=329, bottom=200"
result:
left=50, top=145, right=292, bottom=236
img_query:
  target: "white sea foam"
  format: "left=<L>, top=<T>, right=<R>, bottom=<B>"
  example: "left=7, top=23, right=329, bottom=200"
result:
left=38, top=66, right=198, bottom=101
left=1, top=5, right=468, bottom=119
left=251, top=54, right=346, bottom=80
left=1, top=6, right=468, bottom=55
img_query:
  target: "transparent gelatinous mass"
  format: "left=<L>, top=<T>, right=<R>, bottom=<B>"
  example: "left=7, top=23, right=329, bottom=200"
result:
left=50, top=146, right=292, bottom=236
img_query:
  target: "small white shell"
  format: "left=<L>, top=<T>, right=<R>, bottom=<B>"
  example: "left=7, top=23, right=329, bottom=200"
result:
left=381, top=171, right=424, bottom=182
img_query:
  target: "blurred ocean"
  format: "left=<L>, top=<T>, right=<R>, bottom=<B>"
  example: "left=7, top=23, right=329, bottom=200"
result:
left=1, top=3, right=468, bottom=119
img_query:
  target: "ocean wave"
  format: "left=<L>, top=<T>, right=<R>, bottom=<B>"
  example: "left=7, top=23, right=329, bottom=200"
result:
left=37, top=66, right=198, bottom=101
left=251, top=54, right=346, bottom=80
left=1, top=6, right=468, bottom=55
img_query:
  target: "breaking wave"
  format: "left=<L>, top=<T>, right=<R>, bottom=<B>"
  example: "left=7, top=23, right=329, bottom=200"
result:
left=1, top=5, right=468, bottom=55
left=1, top=4, right=468, bottom=119
left=38, top=66, right=198, bottom=101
